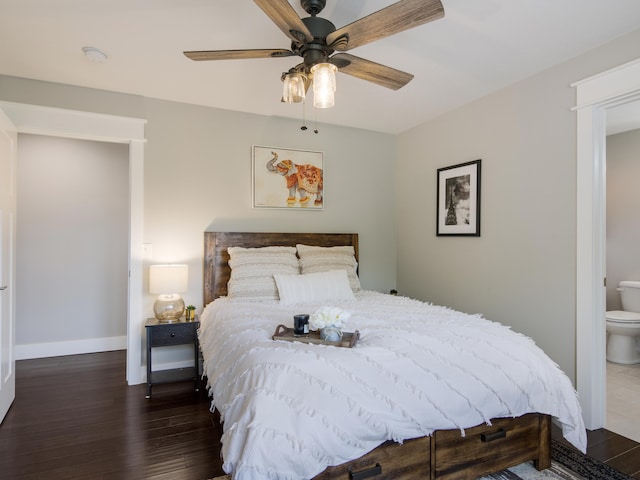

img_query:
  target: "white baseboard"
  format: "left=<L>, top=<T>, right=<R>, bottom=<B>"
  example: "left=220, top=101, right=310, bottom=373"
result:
left=16, top=337, right=198, bottom=389
left=15, top=336, right=127, bottom=360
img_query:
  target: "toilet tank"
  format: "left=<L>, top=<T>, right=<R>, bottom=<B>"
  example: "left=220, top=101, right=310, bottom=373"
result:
left=619, top=280, right=640, bottom=312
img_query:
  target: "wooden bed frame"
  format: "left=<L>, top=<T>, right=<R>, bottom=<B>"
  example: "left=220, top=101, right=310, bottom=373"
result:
left=203, top=231, right=551, bottom=480
left=204, top=231, right=359, bottom=305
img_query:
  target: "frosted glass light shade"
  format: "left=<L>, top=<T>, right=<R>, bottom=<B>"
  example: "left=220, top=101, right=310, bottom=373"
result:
left=282, top=71, right=306, bottom=103
left=311, top=63, right=337, bottom=109
left=149, top=264, right=188, bottom=322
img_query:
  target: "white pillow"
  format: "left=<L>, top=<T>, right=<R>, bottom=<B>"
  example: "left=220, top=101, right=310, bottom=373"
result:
left=296, top=244, right=361, bottom=292
left=274, top=269, right=356, bottom=305
left=227, top=246, right=299, bottom=301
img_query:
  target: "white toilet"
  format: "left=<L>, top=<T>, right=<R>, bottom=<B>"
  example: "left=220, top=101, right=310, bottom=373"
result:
left=606, top=280, right=640, bottom=364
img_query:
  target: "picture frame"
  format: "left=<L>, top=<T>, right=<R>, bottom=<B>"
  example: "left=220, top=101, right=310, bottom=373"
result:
left=252, top=145, right=324, bottom=210
left=436, top=159, right=481, bottom=236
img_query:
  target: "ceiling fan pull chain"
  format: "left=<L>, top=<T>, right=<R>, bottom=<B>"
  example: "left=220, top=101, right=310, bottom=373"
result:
left=300, top=101, right=308, bottom=131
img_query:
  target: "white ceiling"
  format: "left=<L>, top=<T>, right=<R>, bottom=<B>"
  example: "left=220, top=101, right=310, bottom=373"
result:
left=1, top=0, right=640, bottom=134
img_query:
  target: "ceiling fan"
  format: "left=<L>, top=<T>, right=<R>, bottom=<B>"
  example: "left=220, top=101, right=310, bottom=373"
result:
left=184, top=0, right=445, bottom=107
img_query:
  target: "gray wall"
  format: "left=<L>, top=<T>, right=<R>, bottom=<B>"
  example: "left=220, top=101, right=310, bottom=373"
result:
left=1, top=75, right=398, bottom=356
left=606, top=129, right=640, bottom=310
left=16, top=134, right=128, bottom=350
left=395, top=29, right=640, bottom=381
left=4, top=26, right=640, bottom=376
left=141, top=99, right=398, bottom=314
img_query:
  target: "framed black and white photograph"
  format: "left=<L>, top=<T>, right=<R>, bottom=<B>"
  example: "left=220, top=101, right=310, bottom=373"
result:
left=252, top=145, right=324, bottom=210
left=436, top=159, right=481, bottom=236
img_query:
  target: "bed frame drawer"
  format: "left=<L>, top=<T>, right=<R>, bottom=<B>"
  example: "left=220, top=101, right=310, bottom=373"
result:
left=214, top=415, right=550, bottom=480
left=431, top=413, right=550, bottom=480
left=315, top=436, right=431, bottom=480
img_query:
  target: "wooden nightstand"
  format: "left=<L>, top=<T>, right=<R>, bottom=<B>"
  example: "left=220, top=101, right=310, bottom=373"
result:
left=145, top=317, right=200, bottom=398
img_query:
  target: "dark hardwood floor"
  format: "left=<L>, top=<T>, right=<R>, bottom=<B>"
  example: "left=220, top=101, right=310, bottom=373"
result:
left=582, top=429, right=640, bottom=479
left=0, top=350, right=224, bottom=480
left=1, top=350, right=639, bottom=479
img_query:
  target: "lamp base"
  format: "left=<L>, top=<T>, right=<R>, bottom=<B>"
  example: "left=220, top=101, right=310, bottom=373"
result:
left=154, top=294, right=185, bottom=322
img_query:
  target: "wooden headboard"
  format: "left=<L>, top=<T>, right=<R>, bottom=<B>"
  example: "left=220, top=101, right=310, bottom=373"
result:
left=203, top=232, right=359, bottom=306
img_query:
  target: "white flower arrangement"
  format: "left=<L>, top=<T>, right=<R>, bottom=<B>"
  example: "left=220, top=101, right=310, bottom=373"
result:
left=309, top=306, right=351, bottom=331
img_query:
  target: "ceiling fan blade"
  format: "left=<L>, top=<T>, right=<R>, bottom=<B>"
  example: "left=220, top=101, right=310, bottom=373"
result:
left=330, top=53, right=414, bottom=90
left=184, top=49, right=295, bottom=61
left=326, top=0, right=444, bottom=51
left=254, top=0, right=313, bottom=44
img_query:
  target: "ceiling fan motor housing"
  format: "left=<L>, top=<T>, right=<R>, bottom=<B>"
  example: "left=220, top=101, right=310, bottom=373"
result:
left=298, top=16, right=336, bottom=68
left=301, top=0, right=326, bottom=16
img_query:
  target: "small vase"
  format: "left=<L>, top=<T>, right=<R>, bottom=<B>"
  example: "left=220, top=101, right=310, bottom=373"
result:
left=320, top=325, right=343, bottom=342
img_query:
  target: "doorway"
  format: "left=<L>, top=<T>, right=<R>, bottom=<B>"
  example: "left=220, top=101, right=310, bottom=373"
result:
left=0, top=101, right=146, bottom=385
left=603, top=104, right=640, bottom=442
left=574, top=58, right=640, bottom=430
left=16, top=134, right=128, bottom=358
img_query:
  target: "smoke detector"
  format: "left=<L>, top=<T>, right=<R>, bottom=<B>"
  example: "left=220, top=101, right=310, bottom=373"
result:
left=82, top=46, right=107, bottom=63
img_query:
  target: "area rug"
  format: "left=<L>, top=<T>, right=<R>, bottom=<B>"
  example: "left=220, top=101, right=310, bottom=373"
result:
left=209, top=440, right=634, bottom=480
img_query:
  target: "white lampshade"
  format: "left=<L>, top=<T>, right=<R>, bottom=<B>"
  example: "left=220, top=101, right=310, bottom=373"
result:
left=149, top=264, right=188, bottom=322
left=311, top=63, right=337, bottom=109
left=149, top=264, right=188, bottom=294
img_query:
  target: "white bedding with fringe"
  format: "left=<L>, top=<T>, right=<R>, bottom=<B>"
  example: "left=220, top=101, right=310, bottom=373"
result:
left=198, top=291, right=586, bottom=480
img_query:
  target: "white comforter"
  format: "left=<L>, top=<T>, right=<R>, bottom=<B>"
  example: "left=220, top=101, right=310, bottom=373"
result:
left=199, top=291, right=586, bottom=480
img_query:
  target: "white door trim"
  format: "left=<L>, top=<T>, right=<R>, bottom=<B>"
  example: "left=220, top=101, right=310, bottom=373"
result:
left=0, top=101, right=146, bottom=385
left=573, top=57, right=640, bottom=429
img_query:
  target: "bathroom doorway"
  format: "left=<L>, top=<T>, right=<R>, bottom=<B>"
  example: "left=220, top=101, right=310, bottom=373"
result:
left=604, top=100, right=640, bottom=442
left=574, top=58, right=640, bottom=431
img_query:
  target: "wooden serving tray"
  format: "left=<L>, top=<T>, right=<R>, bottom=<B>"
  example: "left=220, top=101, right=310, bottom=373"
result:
left=272, top=324, right=360, bottom=348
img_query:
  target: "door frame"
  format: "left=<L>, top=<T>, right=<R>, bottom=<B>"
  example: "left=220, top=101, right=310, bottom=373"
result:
left=0, top=101, right=146, bottom=385
left=573, top=57, right=640, bottom=429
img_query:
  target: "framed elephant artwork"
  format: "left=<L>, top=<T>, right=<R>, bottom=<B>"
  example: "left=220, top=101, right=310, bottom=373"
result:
left=436, top=159, right=481, bottom=236
left=252, top=145, right=324, bottom=210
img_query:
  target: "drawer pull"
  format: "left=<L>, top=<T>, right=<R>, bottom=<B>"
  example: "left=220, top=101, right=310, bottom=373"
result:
left=349, top=463, right=382, bottom=480
left=170, top=332, right=176, bottom=337
left=481, top=429, right=506, bottom=442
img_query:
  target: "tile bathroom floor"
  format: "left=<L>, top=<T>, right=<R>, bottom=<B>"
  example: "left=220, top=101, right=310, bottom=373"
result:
left=607, top=360, right=640, bottom=443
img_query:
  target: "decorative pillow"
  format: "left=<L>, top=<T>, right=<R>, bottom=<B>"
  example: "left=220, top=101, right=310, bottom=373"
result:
left=227, top=246, right=299, bottom=301
left=296, top=244, right=361, bottom=292
left=274, top=270, right=356, bottom=305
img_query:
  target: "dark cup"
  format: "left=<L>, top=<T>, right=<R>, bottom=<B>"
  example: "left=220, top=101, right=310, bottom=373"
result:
left=293, top=314, right=309, bottom=335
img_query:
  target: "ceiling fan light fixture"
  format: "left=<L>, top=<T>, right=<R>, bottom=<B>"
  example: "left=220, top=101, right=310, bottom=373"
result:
left=311, top=63, right=336, bottom=109
left=282, top=71, right=307, bottom=103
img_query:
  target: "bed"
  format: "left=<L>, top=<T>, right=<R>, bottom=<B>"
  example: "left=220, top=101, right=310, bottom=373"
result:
left=199, top=231, right=586, bottom=480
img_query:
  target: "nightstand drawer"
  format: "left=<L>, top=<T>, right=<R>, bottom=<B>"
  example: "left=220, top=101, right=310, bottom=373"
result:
left=147, top=322, right=197, bottom=347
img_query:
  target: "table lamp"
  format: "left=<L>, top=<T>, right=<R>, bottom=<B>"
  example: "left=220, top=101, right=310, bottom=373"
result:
left=149, top=264, right=188, bottom=322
